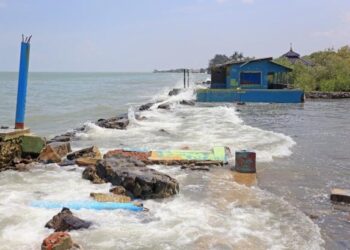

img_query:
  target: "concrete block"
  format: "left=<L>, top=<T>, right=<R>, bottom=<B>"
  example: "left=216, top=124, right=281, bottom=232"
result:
left=38, top=144, right=62, bottom=163
left=48, top=142, right=71, bottom=157
left=330, top=188, right=350, bottom=203
left=20, top=134, right=46, bottom=155
left=0, top=128, right=30, bottom=141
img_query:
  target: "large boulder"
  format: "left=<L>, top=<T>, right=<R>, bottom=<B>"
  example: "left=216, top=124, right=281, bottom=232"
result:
left=96, top=114, right=129, bottom=129
left=139, top=102, right=154, bottom=111
left=38, top=145, right=61, bottom=164
left=45, top=207, right=91, bottom=232
left=157, top=103, right=171, bottom=110
left=49, top=142, right=72, bottom=157
left=38, top=142, right=72, bottom=164
left=82, top=166, right=105, bottom=184
left=67, top=146, right=102, bottom=167
left=84, top=157, right=179, bottom=199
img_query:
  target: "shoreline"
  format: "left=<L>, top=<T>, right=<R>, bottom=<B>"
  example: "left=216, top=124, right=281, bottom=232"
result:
left=305, top=91, right=350, bottom=99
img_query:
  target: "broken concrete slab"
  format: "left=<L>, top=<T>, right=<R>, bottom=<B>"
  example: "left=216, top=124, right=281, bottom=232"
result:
left=20, top=134, right=46, bottom=156
left=331, top=188, right=350, bottom=203
left=0, top=128, right=30, bottom=142
left=90, top=193, right=132, bottom=203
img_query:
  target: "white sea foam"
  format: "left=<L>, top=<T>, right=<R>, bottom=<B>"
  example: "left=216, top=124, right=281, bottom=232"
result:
left=76, top=86, right=296, bottom=162
left=0, top=76, right=324, bottom=249
left=0, top=166, right=324, bottom=250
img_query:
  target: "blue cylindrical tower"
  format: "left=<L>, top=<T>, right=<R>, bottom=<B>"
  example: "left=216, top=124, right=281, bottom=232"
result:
left=15, top=35, right=31, bottom=129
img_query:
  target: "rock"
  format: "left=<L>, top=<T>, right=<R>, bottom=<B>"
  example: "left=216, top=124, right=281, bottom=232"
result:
left=58, top=159, right=76, bottom=167
left=41, top=232, right=73, bottom=250
left=90, top=193, right=131, bottom=203
left=82, top=166, right=105, bottom=184
left=96, top=115, right=129, bottom=129
left=75, top=157, right=99, bottom=167
left=306, top=91, right=350, bottom=99
left=330, top=188, right=350, bottom=203
left=159, top=129, right=170, bottom=135
left=67, top=146, right=102, bottom=166
left=0, top=137, right=22, bottom=171
left=48, top=142, right=72, bottom=158
left=180, top=100, right=195, bottom=106
left=48, top=131, right=76, bottom=144
left=14, top=162, right=38, bottom=171
left=67, top=146, right=101, bottom=160
left=104, top=149, right=151, bottom=162
left=168, top=88, right=183, bottom=96
left=139, top=103, right=154, bottom=111
left=157, top=103, right=171, bottom=110
left=109, top=186, right=127, bottom=195
left=94, top=157, right=179, bottom=199
left=45, top=207, right=91, bottom=232
left=181, top=165, right=210, bottom=171
left=38, top=144, right=62, bottom=164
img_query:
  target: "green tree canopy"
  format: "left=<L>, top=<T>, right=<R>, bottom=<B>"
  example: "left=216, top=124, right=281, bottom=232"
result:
left=275, top=46, right=350, bottom=92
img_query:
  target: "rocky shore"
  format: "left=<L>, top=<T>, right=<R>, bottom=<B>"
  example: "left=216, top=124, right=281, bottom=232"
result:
left=0, top=88, right=205, bottom=249
left=305, top=91, right=350, bottom=99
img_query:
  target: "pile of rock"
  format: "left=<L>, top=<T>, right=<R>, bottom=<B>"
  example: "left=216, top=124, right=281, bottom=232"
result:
left=306, top=91, right=350, bottom=99
left=41, top=208, right=89, bottom=249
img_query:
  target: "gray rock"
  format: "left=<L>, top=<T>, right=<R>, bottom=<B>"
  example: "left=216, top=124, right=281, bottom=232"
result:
left=45, top=207, right=91, bottom=232
left=139, top=103, right=154, bottom=111
left=180, top=100, right=195, bottom=106
left=157, top=103, right=171, bottom=110
left=66, top=146, right=101, bottom=161
left=48, top=142, right=72, bottom=158
left=86, top=157, right=179, bottom=199
left=168, top=88, right=183, bottom=96
left=96, top=115, right=129, bottom=129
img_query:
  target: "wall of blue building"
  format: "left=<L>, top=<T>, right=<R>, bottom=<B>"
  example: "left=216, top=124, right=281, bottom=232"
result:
left=226, top=61, right=290, bottom=90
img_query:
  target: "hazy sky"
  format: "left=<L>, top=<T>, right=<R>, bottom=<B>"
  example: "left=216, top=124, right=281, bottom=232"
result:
left=0, top=0, right=349, bottom=72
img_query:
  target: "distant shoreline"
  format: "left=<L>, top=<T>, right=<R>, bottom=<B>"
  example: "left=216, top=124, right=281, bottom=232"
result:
left=305, top=91, right=350, bottom=99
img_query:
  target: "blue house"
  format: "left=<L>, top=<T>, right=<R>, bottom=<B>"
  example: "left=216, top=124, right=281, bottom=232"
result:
left=197, top=57, right=305, bottom=103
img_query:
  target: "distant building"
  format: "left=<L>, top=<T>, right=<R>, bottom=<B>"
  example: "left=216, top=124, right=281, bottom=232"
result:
left=281, top=45, right=312, bottom=66
left=196, top=57, right=304, bottom=103
left=210, top=57, right=292, bottom=90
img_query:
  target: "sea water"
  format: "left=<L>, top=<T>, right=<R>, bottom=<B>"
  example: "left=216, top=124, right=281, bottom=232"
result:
left=0, top=72, right=347, bottom=249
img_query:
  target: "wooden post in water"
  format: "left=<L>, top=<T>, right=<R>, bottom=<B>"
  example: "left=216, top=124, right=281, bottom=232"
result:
left=183, top=69, right=186, bottom=88
left=187, top=69, right=190, bottom=88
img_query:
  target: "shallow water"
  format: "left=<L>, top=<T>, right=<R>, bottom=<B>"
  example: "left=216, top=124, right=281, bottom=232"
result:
left=237, top=101, right=350, bottom=250
left=0, top=72, right=341, bottom=249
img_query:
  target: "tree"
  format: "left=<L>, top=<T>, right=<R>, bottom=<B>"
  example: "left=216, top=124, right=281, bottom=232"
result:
left=208, top=54, right=230, bottom=68
left=275, top=45, right=350, bottom=92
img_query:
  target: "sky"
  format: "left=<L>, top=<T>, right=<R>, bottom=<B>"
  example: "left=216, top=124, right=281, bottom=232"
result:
left=0, top=0, right=350, bottom=72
